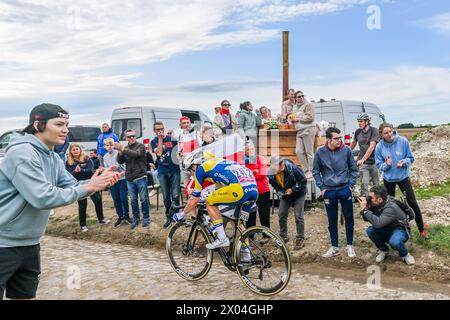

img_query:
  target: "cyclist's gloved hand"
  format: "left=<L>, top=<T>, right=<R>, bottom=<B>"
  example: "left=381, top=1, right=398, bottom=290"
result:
left=172, top=211, right=185, bottom=222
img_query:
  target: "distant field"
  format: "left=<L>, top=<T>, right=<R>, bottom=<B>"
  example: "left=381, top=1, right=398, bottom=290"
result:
left=395, top=127, right=430, bottom=140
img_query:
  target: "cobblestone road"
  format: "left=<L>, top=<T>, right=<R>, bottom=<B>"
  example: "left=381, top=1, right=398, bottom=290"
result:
left=36, top=236, right=449, bottom=300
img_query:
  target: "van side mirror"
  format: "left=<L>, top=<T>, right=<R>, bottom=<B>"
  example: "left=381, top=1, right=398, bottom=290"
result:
left=380, top=113, right=386, bottom=122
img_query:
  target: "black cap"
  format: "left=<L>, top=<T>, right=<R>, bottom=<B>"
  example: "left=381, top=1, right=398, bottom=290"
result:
left=23, top=103, right=69, bottom=133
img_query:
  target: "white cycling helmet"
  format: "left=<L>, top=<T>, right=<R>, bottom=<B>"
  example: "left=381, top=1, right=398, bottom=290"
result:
left=182, top=150, right=216, bottom=171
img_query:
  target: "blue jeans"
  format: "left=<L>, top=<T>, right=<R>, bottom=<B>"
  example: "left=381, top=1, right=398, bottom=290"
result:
left=323, top=187, right=354, bottom=247
left=110, top=179, right=129, bottom=219
left=367, top=226, right=409, bottom=257
left=126, top=176, right=149, bottom=222
left=158, top=171, right=180, bottom=219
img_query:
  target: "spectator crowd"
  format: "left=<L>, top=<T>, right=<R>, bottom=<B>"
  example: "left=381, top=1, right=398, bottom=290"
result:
left=59, top=90, right=428, bottom=266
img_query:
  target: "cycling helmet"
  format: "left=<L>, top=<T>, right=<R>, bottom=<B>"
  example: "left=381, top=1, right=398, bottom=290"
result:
left=182, top=150, right=216, bottom=170
left=357, top=112, right=371, bottom=121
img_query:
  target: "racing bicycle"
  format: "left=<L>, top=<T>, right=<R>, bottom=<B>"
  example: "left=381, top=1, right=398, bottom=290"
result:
left=166, top=201, right=292, bottom=296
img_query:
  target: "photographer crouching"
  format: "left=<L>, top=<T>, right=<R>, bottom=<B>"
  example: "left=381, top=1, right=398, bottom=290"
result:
left=358, top=185, right=415, bottom=265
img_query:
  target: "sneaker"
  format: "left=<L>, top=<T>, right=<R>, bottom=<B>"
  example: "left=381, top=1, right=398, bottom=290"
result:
left=123, top=216, right=132, bottom=225
left=114, top=218, right=123, bottom=227
left=241, top=252, right=252, bottom=263
left=206, top=237, right=230, bottom=250
left=80, top=226, right=89, bottom=232
left=322, top=246, right=340, bottom=258
left=346, top=245, right=356, bottom=258
left=131, top=220, right=140, bottom=230
left=280, top=235, right=290, bottom=244
left=142, top=219, right=150, bottom=228
left=294, top=239, right=305, bottom=251
left=172, top=212, right=185, bottom=223
left=419, top=230, right=430, bottom=240
left=375, top=250, right=388, bottom=263
left=402, top=253, right=415, bottom=265
left=99, top=219, right=110, bottom=225
left=163, top=219, right=172, bottom=229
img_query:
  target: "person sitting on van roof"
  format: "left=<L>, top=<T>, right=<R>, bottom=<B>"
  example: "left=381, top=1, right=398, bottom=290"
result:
left=97, top=123, right=119, bottom=158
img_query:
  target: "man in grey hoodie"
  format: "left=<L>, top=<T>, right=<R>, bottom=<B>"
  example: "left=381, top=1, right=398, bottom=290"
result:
left=0, top=103, right=122, bottom=300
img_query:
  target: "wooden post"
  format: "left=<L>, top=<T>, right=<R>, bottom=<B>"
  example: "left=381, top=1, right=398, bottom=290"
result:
left=282, top=31, right=289, bottom=102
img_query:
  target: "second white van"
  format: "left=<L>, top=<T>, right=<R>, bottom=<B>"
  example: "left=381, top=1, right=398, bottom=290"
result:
left=110, top=106, right=212, bottom=147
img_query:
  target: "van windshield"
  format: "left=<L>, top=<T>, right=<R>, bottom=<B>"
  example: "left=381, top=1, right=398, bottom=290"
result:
left=68, top=127, right=101, bottom=142
left=112, top=119, right=142, bottom=140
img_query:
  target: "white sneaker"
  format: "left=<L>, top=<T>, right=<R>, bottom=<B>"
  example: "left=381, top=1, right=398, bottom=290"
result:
left=322, top=246, right=340, bottom=258
left=375, top=250, right=388, bottom=263
left=346, top=245, right=356, bottom=258
left=403, top=253, right=415, bottom=265
left=241, top=248, right=252, bottom=263
left=206, top=237, right=230, bottom=250
left=81, top=226, right=89, bottom=232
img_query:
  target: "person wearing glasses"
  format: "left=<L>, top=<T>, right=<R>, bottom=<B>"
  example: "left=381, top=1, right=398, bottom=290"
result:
left=375, top=122, right=428, bottom=239
left=213, top=99, right=238, bottom=139
left=313, top=127, right=358, bottom=258
left=116, top=129, right=150, bottom=229
left=150, top=121, right=181, bottom=229
left=290, top=90, right=317, bottom=180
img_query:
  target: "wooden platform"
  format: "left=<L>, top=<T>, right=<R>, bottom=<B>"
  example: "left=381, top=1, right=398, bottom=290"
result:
left=257, top=128, right=300, bottom=166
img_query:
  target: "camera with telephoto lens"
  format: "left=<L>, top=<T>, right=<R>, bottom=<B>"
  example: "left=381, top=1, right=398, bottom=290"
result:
left=365, top=195, right=372, bottom=207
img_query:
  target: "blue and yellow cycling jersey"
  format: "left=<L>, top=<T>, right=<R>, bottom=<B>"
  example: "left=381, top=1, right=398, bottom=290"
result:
left=192, top=159, right=257, bottom=198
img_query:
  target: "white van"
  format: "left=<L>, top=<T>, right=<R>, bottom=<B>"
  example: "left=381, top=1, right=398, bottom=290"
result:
left=312, top=99, right=385, bottom=148
left=110, top=106, right=212, bottom=146
left=67, top=125, right=102, bottom=152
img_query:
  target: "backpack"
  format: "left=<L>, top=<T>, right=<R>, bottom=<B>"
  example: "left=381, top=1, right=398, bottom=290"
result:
left=393, top=197, right=415, bottom=222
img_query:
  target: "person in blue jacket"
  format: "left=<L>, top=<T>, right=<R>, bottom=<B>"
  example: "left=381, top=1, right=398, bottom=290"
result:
left=375, top=122, right=428, bottom=239
left=313, top=127, right=359, bottom=259
left=97, top=123, right=119, bottom=159
left=54, top=135, right=69, bottom=163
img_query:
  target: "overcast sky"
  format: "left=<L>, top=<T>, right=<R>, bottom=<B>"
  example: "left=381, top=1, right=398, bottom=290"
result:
left=1, top=0, right=449, bottom=135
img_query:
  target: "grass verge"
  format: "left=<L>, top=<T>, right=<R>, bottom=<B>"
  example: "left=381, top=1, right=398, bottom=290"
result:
left=414, top=180, right=450, bottom=200
left=411, top=224, right=450, bottom=256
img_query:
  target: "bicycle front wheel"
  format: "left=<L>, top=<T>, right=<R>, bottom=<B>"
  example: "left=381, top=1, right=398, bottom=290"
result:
left=234, top=226, right=292, bottom=296
left=166, top=221, right=214, bottom=281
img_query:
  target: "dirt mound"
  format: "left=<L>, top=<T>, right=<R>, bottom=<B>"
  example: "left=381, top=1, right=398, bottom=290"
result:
left=410, top=125, right=450, bottom=187
left=419, top=196, right=450, bottom=226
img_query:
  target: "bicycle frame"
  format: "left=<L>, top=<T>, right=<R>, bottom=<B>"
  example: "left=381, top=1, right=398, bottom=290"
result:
left=183, top=203, right=248, bottom=273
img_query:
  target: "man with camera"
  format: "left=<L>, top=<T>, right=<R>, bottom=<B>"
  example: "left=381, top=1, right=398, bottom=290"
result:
left=358, top=185, right=415, bottom=265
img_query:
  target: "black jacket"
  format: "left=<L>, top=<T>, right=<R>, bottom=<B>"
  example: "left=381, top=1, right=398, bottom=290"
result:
left=268, top=159, right=307, bottom=200
left=117, top=142, right=147, bottom=181
left=65, top=157, right=94, bottom=181
left=361, top=196, right=410, bottom=230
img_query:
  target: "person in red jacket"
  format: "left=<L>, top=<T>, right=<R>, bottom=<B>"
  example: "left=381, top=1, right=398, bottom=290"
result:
left=244, top=141, right=271, bottom=240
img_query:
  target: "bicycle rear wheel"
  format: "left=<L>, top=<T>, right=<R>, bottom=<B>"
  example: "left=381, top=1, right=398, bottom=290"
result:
left=166, top=221, right=213, bottom=281
left=234, top=226, right=292, bottom=295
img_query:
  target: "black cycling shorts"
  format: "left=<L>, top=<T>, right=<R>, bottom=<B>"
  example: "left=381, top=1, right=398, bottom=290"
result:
left=0, top=244, right=41, bottom=300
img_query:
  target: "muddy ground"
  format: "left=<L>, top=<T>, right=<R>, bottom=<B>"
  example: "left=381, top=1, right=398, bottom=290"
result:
left=47, top=192, right=450, bottom=285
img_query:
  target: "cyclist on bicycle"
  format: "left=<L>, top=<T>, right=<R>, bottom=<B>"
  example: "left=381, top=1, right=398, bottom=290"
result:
left=173, top=150, right=259, bottom=250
